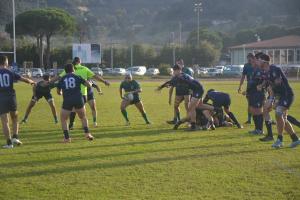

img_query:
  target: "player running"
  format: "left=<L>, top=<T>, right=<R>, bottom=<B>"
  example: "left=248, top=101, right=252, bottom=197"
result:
left=57, top=63, right=93, bottom=143
left=157, top=64, right=215, bottom=131
left=21, top=74, right=58, bottom=124
left=0, top=55, right=35, bottom=148
left=119, top=73, right=150, bottom=125
left=258, top=54, right=300, bottom=148
left=203, top=89, right=243, bottom=129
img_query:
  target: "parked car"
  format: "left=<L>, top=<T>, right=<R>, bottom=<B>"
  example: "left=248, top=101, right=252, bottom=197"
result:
left=207, top=68, right=221, bottom=77
left=197, top=68, right=208, bottom=76
left=145, top=68, right=160, bottom=76
left=31, top=68, right=43, bottom=77
left=112, top=68, right=126, bottom=76
left=126, top=66, right=147, bottom=76
left=102, top=68, right=113, bottom=75
left=223, top=65, right=243, bottom=77
left=215, top=65, right=225, bottom=74
left=47, top=69, right=58, bottom=77
left=91, top=67, right=103, bottom=76
left=19, top=68, right=31, bottom=77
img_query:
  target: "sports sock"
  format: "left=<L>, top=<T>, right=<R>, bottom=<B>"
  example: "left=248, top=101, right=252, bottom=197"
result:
left=228, top=112, right=239, bottom=125
left=54, top=116, right=58, bottom=122
left=257, top=114, right=263, bottom=131
left=253, top=115, right=258, bottom=130
left=23, top=115, right=28, bottom=121
left=176, top=112, right=180, bottom=121
left=265, top=121, right=273, bottom=137
left=278, top=135, right=283, bottom=142
left=191, top=122, right=196, bottom=129
left=142, top=112, right=150, bottom=123
left=12, top=134, right=18, bottom=139
left=83, top=127, right=89, bottom=133
left=121, top=109, right=129, bottom=122
left=290, top=133, right=299, bottom=142
left=287, top=115, right=300, bottom=128
left=69, top=112, right=76, bottom=126
left=7, top=139, right=12, bottom=145
left=247, top=113, right=252, bottom=122
left=93, top=116, right=97, bottom=123
left=63, top=130, right=70, bottom=139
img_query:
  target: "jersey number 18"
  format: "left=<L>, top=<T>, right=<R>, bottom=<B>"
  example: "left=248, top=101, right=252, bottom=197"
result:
left=64, top=77, right=76, bottom=89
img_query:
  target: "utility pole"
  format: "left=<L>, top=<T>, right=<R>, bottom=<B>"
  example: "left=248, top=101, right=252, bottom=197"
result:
left=130, top=44, right=133, bottom=67
left=179, top=22, right=182, bottom=48
left=171, top=32, right=176, bottom=65
left=194, top=2, right=203, bottom=47
left=12, top=0, right=16, bottom=63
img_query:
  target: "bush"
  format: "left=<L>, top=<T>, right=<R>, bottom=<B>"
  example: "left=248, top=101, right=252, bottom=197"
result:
left=157, top=63, right=171, bottom=75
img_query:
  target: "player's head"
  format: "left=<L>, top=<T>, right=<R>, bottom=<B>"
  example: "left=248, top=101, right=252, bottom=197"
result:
left=0, top=55, right=8, bottom=67
left=247, top=53, right=255, bottom=64
left=172, top=64, right=182, bottom=76
left=72, top=57, right=81, bottom=65
left=124, top=73, right=132, bottom=82
left=176, top=58, right=184, bottom=68
left=42, top=74, right=50, bottom=81
left=253, top=52, right=264, bottom=68
left=207, top=89, right=215, bottom=93
left=64, top=63, right=75, bottom=73
left=257, top=53, right=270, bottom=69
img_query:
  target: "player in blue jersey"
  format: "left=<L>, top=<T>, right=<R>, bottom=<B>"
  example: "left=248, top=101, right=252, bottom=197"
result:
left=21, top=74, right=58, bottom=124
left=57, top=63, right=93, bottom=143
left=0, top=55, right=35, bottom=148
left=203, top=89, right=243, bottom=129
left=167, top=59, right=191, bottom=124
left=238, top=53, right=255, bottom=124
left=157, top=64, right=215, bottom=131
left=86, top=79, right=102, bottom=127
left=258, top=54, right=300, bottom=148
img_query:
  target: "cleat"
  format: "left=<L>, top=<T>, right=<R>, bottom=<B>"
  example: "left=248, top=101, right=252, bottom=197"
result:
left=259, top=136, right=274, bottom=142
left=272, top=139, right=283, bottom=149
left=20, top=119, right=27, bottom=124
left=63, top=138, right=71, bottom=143
left=54, top=119, right=58, bottom=124
left=125, top=121, right=130, bottom=126
left=93, top=122, right=98, bottom=127
left=289, top=140, right=300, bottom=148
left=173, top=121, right=183, bottom=130
left=237, top=124, right=244, bottom=129
left=244, top=120, right=251, bottom=124
left=85, top=133, right=94, bottom=141
left=69, top=125, right=74, bottom=130
left=166, top=120, right=177, bottom=125
left=249, top=130, right=263, bottom=135
left=12, top=138, right=22, bottom=146
left=2, top=144, right=13, bottom=149
left=146, top=121, right=151, bottom=125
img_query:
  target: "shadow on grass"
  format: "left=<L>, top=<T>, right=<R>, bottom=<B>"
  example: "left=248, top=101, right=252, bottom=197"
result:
left=0, top=145, right=270, bottom=180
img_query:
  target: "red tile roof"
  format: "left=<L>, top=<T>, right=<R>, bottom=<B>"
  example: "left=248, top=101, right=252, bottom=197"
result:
left=229, top=35, right=300, bottom=49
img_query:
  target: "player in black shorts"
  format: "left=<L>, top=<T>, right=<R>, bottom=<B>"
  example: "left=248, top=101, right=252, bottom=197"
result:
left=21, top=74, right=58, bottom=124
left=87, top=80, right=102, bottom=127
left=0, top=55, right=35, bottom=148
left=57, top=64, right=93, bottom=143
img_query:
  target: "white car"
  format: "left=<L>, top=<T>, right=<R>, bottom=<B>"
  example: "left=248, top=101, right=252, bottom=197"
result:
left=145, top=68, right=160, bottom=76
left=207, top=68, right=221, bottom=77
left=215, top=65, right=225, bottom=74
left=197, top=68, right=208, bottom=76
left=112, top=68, right=126, bottom=75
left=91, top=67, right=103, bottom=76
left=126, top=66, right=147, bottom=76
left=31, top=68, right=43, bottom=77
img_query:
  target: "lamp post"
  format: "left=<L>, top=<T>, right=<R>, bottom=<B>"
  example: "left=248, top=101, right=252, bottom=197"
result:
left=12, top=0, right=16, bottom=63
left=194, top=2, right=203, bottom=47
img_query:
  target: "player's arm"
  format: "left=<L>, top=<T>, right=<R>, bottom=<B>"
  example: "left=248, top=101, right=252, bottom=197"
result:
left=93, top=74, right=110, bottom=86
left=168, top=86, right=174, bottom=105
left=156, top=80, right=172, bottom=91
left=119, top=88, right=124, bottom=99
left=203, top=94, right=210, bottom=104
left=19, top=76, right=35, bottom=85
left=92, top=82, right=103, bottom=94
left=238, top=74, right=246, bottom=93
left=83, top=80, right=92, bottom=88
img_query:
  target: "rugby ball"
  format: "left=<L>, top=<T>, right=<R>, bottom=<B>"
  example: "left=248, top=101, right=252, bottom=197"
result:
left=125, top=93, right=134, bottom=101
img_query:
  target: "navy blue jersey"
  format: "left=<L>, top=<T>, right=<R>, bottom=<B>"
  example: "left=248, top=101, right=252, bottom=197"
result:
left=267, top=65, right=293, bottom=97
left=166, top=73, right=202, bottom=91
left=242, top=63, right=254, bottom=88
left=57, top=73, right=86, bottom=100
left=247, top=68, right=266, bottom=94
left=204, top=91, right=230, bottom=106
left=0, top=68, right=21, bottom=96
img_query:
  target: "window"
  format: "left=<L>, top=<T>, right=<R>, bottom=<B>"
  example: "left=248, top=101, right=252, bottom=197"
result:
left=266, top=50, right=274, bottom=64
left=288, top=49, right=294, bottom=64
left=280, top=49, right=287, bottom=65
left=274, top=50, right=280, bottom=64
left=297, top=49, right=300, bottom=64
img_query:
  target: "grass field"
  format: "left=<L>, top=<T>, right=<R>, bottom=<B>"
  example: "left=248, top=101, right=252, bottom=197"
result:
left=0, top=80, right=300, bottom=200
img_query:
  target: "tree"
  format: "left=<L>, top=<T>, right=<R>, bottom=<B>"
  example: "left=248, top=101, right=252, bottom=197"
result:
left=186, top=28, right=223, bottom=50
left=6, top=8, right=75, bottom=68
left=235, top=29, right=257, bottom=44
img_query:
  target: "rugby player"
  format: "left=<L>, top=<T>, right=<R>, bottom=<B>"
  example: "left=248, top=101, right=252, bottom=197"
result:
left=258, top=54, right=300, bottom=148
left=167, top=59, right=192, bottom=124
left=238, top=53, right=255, bottom=124
left=119, top=73, right=150, bottom=125
left=21, top=74, right=58, bottom=124
left=0, top=55, right=35, bottom=148
left=157, top=64, right=215, bottom=131
left=57, top=63, right=93, bottom=143
left=203, top=89, right=243, bottom=128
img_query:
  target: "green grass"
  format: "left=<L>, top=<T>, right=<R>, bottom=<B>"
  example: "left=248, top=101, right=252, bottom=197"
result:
left=0, top=81, right=300, bottom=200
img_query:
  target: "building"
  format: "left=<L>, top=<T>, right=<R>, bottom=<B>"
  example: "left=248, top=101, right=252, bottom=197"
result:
left=229, top=35, right=300, bottom=65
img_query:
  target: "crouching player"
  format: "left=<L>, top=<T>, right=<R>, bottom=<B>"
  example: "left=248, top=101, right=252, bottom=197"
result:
left=57, top=64, right=93, bottom=143
left=0, top=55, right=35, bottom=148
left=258, top=54, right=300, bottom=148
left=203, top=89, right=243, bottom=129
left=119, top=73, right=150, bottom=125
left=21, top=74, right=58, bottom=124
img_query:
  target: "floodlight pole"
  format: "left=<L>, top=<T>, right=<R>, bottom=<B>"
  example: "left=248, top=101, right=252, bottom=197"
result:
left=194, top=2, right=202, bottom=47
left=12, top=0, right=16, bottom=63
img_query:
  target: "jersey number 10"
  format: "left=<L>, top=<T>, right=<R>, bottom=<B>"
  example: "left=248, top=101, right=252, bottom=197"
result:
left=0, top=74, right=10, bottom=87
left=64, top=77, right=76, bottom=89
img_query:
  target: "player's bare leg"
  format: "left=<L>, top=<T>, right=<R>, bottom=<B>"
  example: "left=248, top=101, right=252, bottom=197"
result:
left=88, top=99, right=98, bottom=127
left=1, top=113, right=13, bottom=148
left=120, top=99, right=131, bottom=125
left=48, top=99, right=58, bottom=124
left=10, top=111, right=22, bottom=145
left=76, top=106, right=93, bottom=141
left=135, top=101, right=150, bottom=124
left=21, top=99, right=36, bottom=123
left=60, top=109, right=71, bottom=143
